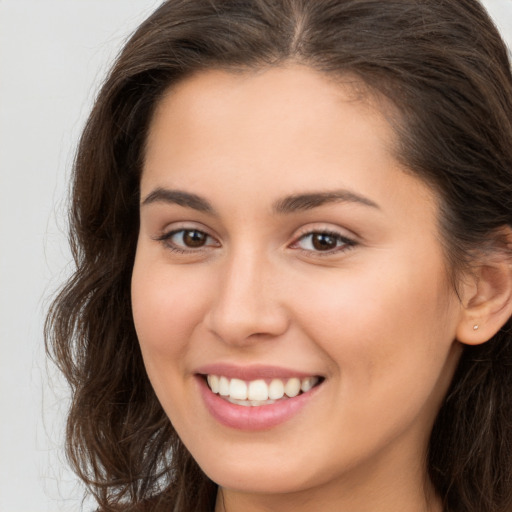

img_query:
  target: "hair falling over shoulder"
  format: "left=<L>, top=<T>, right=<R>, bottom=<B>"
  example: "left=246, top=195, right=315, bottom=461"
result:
left=46, top=1, right=512, bottom=510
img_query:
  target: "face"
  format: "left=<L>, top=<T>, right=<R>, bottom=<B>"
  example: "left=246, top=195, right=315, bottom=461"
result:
left=132, top=66, right=464, bottom=508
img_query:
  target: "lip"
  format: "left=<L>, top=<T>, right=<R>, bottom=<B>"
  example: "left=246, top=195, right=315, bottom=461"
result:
left=195, top=363, right=319, bottom=381
left=195, top=365, right=323, bottom=431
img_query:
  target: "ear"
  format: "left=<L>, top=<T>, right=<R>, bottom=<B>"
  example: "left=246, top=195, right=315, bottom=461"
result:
left=456, top=230, right=512, bottom=345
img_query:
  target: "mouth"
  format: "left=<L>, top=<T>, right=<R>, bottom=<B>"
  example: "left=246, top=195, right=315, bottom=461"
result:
left=203, top=374, right=324, bottom=407
left=196, top=365, right=325, bottom=430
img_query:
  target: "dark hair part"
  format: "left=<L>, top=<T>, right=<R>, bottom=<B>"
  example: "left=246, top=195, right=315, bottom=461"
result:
left=46, top=1, right=512, bottom=511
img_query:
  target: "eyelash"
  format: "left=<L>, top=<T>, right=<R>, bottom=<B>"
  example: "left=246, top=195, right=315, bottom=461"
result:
left=156, top=228, right=218, bottom=254
left=291, top=230, right=357, bottom=256
left=156, top=228, right=357, bottom=256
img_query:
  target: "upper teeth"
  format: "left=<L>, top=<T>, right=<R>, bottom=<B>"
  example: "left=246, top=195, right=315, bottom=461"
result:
left=206, top=375, right=319, bottom=402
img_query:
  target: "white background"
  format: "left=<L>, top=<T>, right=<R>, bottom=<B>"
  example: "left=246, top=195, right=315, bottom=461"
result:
left=0, top=1, right=510, bottom=511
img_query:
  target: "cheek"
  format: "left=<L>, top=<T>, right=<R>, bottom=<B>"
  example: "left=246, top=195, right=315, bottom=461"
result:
left=130, top=252, right=218, bottom=425
left=131, top=254, right=209, bottom=363
left=291, top=249, right=459, bottom=389
left=289, top=263, right=460, bottom=453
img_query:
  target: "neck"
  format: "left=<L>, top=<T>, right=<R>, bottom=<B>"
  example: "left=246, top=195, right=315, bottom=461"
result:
left=215, top=482, right=443, bottom=512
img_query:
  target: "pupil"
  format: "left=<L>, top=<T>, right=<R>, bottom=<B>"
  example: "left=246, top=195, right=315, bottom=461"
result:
left=184, top=230, right=206, bottom=247
left=312, top=233, right=337, bottom=251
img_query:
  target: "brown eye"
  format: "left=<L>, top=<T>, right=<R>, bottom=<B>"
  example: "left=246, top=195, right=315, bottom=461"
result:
left=161, top=228, right=218, bottom=252
left=182, top=230, right=208, bottom=247
left=311, top=233, right=338, bottom=251
left=294, top=231, right=355, bottom=254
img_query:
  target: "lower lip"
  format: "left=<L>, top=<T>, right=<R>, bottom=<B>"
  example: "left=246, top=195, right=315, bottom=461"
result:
left=197, top=377, right=321, bottom=431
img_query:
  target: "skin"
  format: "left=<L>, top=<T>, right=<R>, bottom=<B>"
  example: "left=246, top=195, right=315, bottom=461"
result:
left=131, top=65, right=469, bottom=512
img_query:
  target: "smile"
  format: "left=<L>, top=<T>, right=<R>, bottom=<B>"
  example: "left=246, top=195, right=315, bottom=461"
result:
left=206, top=375, right=321, bottom=406
left=196, top=364, right=325, bottom=430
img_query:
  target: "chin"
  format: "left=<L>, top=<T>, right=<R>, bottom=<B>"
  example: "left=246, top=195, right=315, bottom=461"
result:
left=204, top=464, right=307, bottom=495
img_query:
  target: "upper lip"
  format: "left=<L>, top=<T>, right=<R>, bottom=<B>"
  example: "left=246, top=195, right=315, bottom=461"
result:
left=195, top=363, right=322, bottom=381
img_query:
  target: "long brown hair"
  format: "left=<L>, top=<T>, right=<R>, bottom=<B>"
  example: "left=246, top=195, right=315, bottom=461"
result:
left=46, top=1, right=512, bottom=510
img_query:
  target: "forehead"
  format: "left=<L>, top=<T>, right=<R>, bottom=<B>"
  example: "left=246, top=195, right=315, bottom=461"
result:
left=149, top=65, right=392, bottom=130
left=143, top=65, right=400, bottom=184
left=141, top=65, right=439, bottom=245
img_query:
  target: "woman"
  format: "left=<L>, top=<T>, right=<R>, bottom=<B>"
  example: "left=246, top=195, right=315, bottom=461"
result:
left=46, top=1, right=512, bottom=511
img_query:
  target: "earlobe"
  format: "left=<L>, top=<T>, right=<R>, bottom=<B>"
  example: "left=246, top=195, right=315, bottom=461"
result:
left=456, top=243, right=512, bottom=346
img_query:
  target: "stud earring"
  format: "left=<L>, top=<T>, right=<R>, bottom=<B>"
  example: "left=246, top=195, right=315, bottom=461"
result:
left=473, top=324, right=479, bottom=330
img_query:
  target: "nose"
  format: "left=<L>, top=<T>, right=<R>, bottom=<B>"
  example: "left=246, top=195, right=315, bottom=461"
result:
left=204, top=248, right=289, bottom=346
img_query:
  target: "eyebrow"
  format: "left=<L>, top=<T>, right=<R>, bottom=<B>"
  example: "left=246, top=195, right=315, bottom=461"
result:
left=142, top=188, right=215, bottom=213
left=272, top=190, right=379, bottom=213
left=141, top=187, right=379, bottom=214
